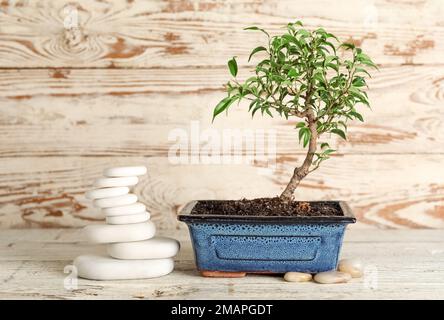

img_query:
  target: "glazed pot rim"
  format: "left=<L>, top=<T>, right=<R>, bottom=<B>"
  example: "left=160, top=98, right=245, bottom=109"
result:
left=178, top=200, right=356, bottom=224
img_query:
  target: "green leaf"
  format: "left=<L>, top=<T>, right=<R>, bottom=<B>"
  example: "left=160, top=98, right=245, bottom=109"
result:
left=248, top=46, right=267, bottom=62
left=277, top=51, right=286, bottom=62
left=288, top=68, right=299, bottom=78
left=356, top=52, right=372, bottom=61
left=350, top=111, right=364, bottom=122
left=281, top=109, right=288, bottom=119
left=244, top=26, right=270, bottom=38
left=320, top=142, right=330, bottom=149
left=360, top=59, right=378, bottom=69
left=356, top=53, right=378, bottom=69
left=298, top=127, right=311, bottom=147
left=282, top=34, right=296, bottom=42
left=352, top=76, right=366, bottom=87
left=257, top=59, right=271, bottom=67
left=282, top=34, right=302, bottom=49
left=228, top=57, right=238, bottom=77
left=323, top=148, right=336, bottom=155
left=338, top=120, right=348, bottom=131
left=317, top=46, right=328, bottom=56
left=248, top=99, right=258, bottom=112
left=340, top=43, right=355, bottom=50
left=251, top=103, right=262, bottom=117
left=245, top=76, right=258, bottom=84
left=326, top=63, right=339, bottom=72
left=212, top=96, right=237, bottom=122
left=324, top=55, right=337, bottom=64
left=296, top=29, right=311, bottom=38
left=326, top=33, right=339, bottom=41
left=355, top=67, right=372, bottom=78
left=271, top=74, right=286, bottom=83
left=323, top=41, right=337, bottom=54
left=313, top=71, right=325, bottom=84
left=298, top=127, right=307, bottom=142
left=315, top=28, right=327, bottom=35
left=349, top=88, right=370, bottom=107
left=296, top=122, right=306, bottom=128
left=331, top=128, right=347, bottom=140
left=303, top=130, right=311, bottom=147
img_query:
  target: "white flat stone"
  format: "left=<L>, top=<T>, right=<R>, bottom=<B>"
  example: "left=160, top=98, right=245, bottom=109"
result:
left=107, top=237, right=180, bottom=260
left=106, top=212, right=150, bottom=225
left=103, top=166, right=147, bottom=177
left=102, top=202, right=147, bottom=216
left=314, top=271, right=352, bottom=284
left=73, top=254, right=174, bottom=280
left=82, top=221, right=156, bottom=243
left=284, top=272, right=313, bottom=282
left=93, top=194, right=138, bottom=208
left=85, top=187, right=129, bottom=200
left=338, top=258, right=364, bottom=278
left=93, top=176, right=138, bottom=188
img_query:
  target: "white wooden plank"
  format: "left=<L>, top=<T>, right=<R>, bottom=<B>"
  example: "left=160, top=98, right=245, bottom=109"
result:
left=0, top=65, right=443, bottom=158
left=1, top=155, right=444, bottom=229
left=0, top=229, right=443, bottom=299
left=0, top=0, right=442, bottom=68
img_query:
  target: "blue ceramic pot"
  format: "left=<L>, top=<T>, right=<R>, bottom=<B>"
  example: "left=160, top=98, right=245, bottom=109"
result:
left=179, top=201, right=355, bottom=277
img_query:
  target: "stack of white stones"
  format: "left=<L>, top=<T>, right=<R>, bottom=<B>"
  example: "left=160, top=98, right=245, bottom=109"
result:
left=73, top=166, right=180, bottom=280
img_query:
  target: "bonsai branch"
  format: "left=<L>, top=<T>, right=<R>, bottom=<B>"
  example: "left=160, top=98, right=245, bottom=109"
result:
left=290, top=110, right=309, bottom=118
left=280, top=113, right=318, bottom=202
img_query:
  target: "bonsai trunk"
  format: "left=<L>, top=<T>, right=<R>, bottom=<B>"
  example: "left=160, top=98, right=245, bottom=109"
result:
left=280, top=117, right=318, bottom=202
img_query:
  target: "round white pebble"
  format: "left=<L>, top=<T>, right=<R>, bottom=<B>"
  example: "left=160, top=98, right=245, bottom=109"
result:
left=82, top=221, right=156, bottom=243
left=73, top=254, right=174, bottom=280
left=106, top=212, right=150, bottom=225
left=103, top=166, right=147, bottom=177
left=284, top=272, right=313, bottom=282
left=102, top=202, right=146, bottom=217
left=338, top=259, right=364, bottom=278
left=93, top=194, right=138, bottom=208
left=314, top=271, right=352, bottom=284
left=93, top=176, right=138, bottom=188
left=85, top=187, right=129, bottom=200
left=107, top=237, right=180, bottom=260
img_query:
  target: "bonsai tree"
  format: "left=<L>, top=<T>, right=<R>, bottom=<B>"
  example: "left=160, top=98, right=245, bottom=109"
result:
left=212, top=21, right=377, bottom=202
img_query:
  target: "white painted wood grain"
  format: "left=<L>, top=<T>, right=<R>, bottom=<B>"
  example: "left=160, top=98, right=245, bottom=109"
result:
left=0, top=0, right=442, bottom=67
left=0, top=65, right=444, bottom=158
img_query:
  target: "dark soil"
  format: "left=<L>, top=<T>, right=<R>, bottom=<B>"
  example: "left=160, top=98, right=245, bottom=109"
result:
left=191, top=197, right=342, bottom=217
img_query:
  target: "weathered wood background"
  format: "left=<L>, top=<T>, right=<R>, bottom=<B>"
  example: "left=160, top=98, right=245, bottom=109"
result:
left=0, top=0, right=443, bottom=229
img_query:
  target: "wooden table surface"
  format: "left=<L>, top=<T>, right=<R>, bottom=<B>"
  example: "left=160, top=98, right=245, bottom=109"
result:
left=1, top=227, right=443, bottom=300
